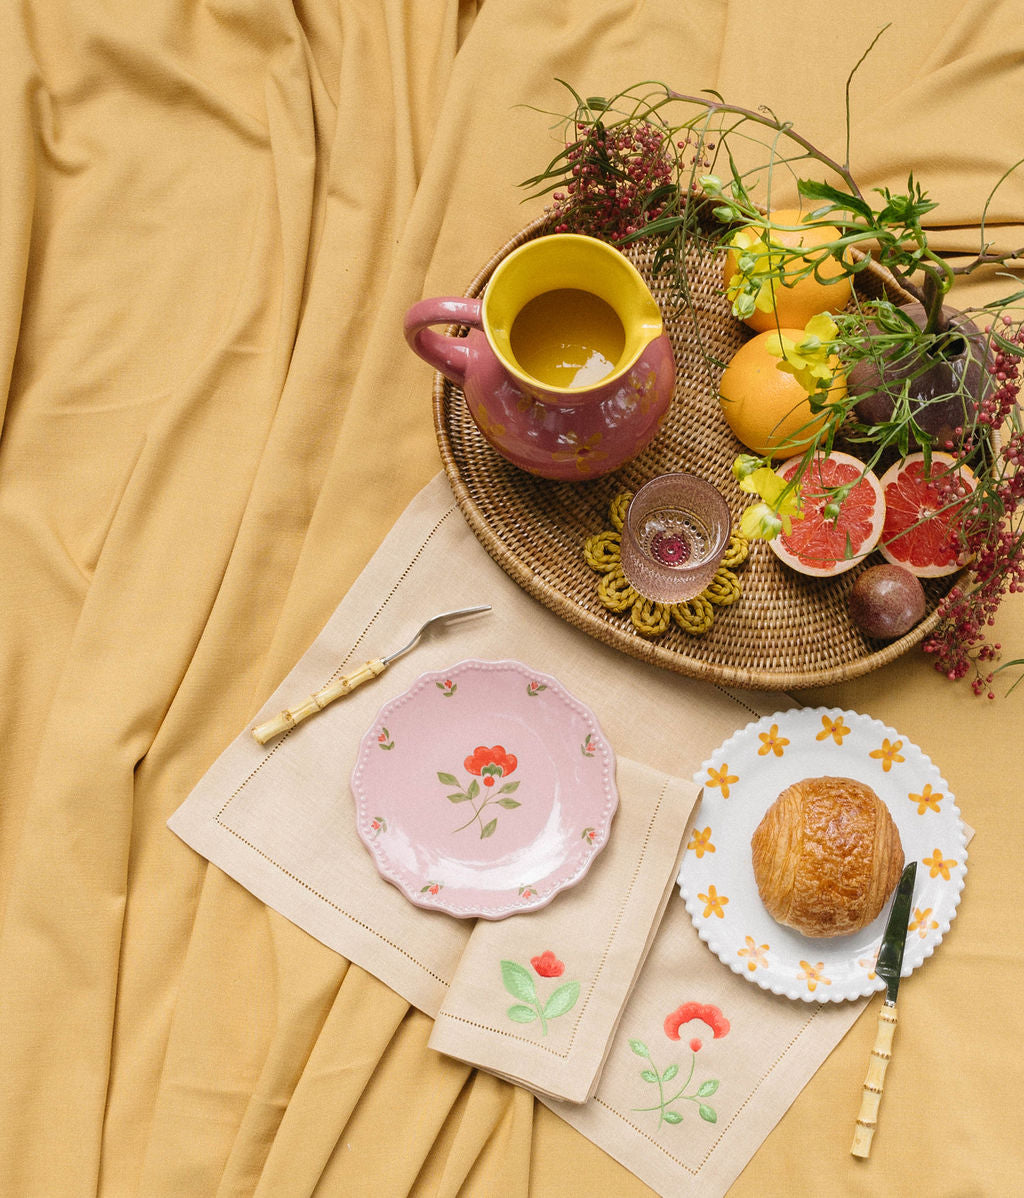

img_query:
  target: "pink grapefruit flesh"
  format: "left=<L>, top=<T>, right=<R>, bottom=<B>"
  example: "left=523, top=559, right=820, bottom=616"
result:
left=877, top=452, right=975, bottom=578
left=769, top=451, right=886, bottom=577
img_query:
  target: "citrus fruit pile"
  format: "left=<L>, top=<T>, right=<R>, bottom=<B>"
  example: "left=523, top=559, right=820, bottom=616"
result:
left=767, top=450, right=975, bottom=579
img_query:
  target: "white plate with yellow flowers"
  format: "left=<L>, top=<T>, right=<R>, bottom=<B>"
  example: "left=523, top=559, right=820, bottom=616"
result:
left=677, top=707, right=968, bottom=1002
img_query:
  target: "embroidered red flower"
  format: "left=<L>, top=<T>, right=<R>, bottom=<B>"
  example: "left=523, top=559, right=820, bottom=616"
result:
left=664, top=1001, right=730, bottom=1043
left=530, top=950, right=565, bottom=978
left=464, top=745, right=518, bottom=788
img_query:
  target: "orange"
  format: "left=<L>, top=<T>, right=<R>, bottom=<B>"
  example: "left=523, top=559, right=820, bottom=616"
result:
left=717, top=329, right=846, bottom=456
left=724, top=208, right=853, bottom=333
left=878, top=452, right=976, bottom=577
left=770, top=451, right=886, bottom=577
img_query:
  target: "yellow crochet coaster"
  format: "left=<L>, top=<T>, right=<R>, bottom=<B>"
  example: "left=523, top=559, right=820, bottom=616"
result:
left=583, top=491, right=749, bottom=638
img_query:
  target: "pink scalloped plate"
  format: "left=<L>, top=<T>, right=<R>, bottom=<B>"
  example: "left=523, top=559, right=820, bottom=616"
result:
left=351, top=659, right=618, bottom=919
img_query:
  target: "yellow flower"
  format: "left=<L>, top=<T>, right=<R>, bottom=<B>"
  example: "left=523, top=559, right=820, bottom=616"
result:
left=734, top=458, right=803, bottom=540
left=798, top=960, right=831, bottom=993
left=706, top=763, right=739, bottom=798
left=698, top=884, right=729, bottom=919
left=757, top=723, right=789, bottom=757
left=910, top=784, right=943, bottom=815
left=688, top=826, right=716, bottom=858
left=765, top=314, right=840, bottom=395
left=724, top=226, right=780, bottom=319
left=909, top=906, right=939, bottom=938
left=923, top=848, right=956, bottom=881
left=869, top=738, right=905, bottom=772
left=738, top=935, right=769, bottom=972
left=815, top=714, right=851, bottom=744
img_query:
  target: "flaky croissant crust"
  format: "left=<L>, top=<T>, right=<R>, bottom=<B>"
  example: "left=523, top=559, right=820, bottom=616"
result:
left=750, top=776, right=904, bottom=938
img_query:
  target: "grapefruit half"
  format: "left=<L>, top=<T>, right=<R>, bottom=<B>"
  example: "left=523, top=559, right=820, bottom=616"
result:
left=877, top=452, right=976, bottom=577
left=769, top=451, right=886, bottom=577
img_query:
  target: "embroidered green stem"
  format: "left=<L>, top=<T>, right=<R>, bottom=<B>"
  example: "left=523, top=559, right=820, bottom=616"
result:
left=629, top=1039, right=719, bottom=1127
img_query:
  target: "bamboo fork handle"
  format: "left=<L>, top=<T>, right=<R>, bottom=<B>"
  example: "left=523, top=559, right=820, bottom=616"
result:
left=850, top=1000, right=898, bottom=1159
left=252, top=659, right=388, bottom=745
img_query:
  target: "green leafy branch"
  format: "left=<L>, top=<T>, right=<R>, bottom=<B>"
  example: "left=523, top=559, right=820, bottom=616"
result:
left=437, top=770, right=521, bottom=839
left=501, top=960, right=580, bottom=1035
left=629, top=1039, right=719, bottom=1128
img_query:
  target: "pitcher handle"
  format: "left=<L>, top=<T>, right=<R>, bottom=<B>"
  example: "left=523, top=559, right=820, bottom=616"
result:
left=404, top=297, right=482, bottom=387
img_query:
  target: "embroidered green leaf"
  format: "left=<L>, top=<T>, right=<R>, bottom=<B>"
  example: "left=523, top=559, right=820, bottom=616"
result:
left=662, top=1063, right=679, bottom=1082
left=629, top=1039, right=650, bottom=1058
left=480, top=818, right=498, bottom=839
left=697, top=1079, right=719, bottom=1097
left=437, top=772, right=459, bottom=786
left=501, top=960, right=538, bottom=1005
left=542, top=980, right=580, bottom=1020
left=698, top=1104, right=717, bottom=1123
left=663, top=1110, right=684, bottom=1125
left=496, top=798, right=521, bottom=809
left=507, top=1004, right=538, bottom=1024
left=498, top=781, right=521, bottom=794
left=640, top=1069, right=658, bottom=1083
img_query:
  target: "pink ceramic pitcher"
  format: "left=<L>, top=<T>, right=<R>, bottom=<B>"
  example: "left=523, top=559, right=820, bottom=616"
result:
left=404, top=234, right=675, bottom=481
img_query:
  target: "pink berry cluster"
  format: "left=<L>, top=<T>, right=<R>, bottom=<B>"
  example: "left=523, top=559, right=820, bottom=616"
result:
left=549, top=120, right=676, bottom=241
left=922, top=317, right=1024, bottom=695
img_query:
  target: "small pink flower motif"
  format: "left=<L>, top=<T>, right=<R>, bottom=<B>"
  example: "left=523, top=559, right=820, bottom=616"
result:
left=420, top=880, right=443, bottom=896
left=519, top=885, right=537, bottom=899
left=526, top=680, right=548, bottom=697
left=436, top=679, right=457, bottom=697
left=377, top=727, right=394, bottom=750
left=369, top=816, right=387, bottom=839
left=581, top=733, right=598, bottom=757
left=581, top=826, right=597, bottom=845
left=531, top=950, right=565, bottom=978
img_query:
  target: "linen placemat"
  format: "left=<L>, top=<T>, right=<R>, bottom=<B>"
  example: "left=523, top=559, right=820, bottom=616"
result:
left=429, top=761, right=694, bottom=1104
left=168, top=471, right=881, bottom=1197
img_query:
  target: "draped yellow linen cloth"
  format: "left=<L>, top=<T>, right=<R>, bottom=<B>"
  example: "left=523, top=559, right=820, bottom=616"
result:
left=2, top=0, right=1023, bottom=1194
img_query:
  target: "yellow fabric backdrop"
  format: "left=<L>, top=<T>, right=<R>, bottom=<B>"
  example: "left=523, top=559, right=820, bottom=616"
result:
left=1, top=1, right=1021, bottom=1193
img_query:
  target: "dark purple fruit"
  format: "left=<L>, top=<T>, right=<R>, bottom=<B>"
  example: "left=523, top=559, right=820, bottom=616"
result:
left=848, top=303, right=990, bottom=448
left=848, top=564, right=926, bottom=640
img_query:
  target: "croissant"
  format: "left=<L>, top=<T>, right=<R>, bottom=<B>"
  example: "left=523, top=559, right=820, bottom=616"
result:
left=750, top=776, right=904, bottom=938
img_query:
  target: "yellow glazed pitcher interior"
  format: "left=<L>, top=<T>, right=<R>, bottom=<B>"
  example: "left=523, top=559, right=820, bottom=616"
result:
left=482, top=234, right=664, bottom=395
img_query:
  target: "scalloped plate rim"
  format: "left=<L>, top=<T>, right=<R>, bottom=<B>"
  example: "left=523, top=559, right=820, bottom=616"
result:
left=351, top=657, right=618, bottom=919
left=677, top=706, right=967, bottom=1003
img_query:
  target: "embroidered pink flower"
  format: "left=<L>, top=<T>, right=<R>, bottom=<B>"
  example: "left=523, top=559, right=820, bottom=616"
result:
left=664, top=1001, right=730, bottom=1043
left=464, top=745, right=518, bottom=787
left=531, top=950, right=565, bottom=978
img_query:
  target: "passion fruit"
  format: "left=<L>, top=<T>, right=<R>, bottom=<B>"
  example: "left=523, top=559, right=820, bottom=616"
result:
left=848, top=303, right=990, bottom=448
left=848, top=564, right=927, bottom=640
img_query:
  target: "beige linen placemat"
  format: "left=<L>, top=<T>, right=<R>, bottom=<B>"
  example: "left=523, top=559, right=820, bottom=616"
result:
left=169, top=472, right=873, bottom=1197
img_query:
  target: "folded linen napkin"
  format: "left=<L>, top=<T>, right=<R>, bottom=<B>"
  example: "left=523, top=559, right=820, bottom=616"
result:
left=429, top=759, right=696, bottom=1103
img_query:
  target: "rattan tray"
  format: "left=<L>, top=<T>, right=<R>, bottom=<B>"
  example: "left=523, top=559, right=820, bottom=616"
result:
left=433, top=213, right=955, bottom=691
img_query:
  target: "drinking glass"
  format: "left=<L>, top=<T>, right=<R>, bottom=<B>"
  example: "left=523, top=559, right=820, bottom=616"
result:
left=620, top=473, right=731, bottom=603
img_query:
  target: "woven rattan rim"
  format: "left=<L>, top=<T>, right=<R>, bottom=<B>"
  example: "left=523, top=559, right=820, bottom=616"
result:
left=433, top=213, right=959, bottom=691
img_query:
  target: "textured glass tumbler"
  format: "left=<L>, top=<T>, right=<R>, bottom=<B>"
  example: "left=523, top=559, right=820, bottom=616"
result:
left=620, top=473, right=731, bottom=603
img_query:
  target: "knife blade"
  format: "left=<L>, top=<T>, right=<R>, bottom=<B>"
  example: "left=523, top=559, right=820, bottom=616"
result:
left=850, top=860, right=917, bottom=1159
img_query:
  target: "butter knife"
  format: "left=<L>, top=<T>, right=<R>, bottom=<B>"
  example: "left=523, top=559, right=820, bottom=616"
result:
left=851, top=859, right=917, bottom=1158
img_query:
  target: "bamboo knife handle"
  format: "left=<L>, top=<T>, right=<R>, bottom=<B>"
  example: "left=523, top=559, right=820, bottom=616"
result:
left=850, top=1000, right=898, bottom=1158
left=251, top=658, right=388, bottom=744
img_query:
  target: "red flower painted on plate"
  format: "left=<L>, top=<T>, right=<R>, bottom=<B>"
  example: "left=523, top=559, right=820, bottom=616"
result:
left=464, top=745, right=518, bottom=787
left=664, top=1001, right=731, bottom=1043
left=531, top=950, right=565, bottom=978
